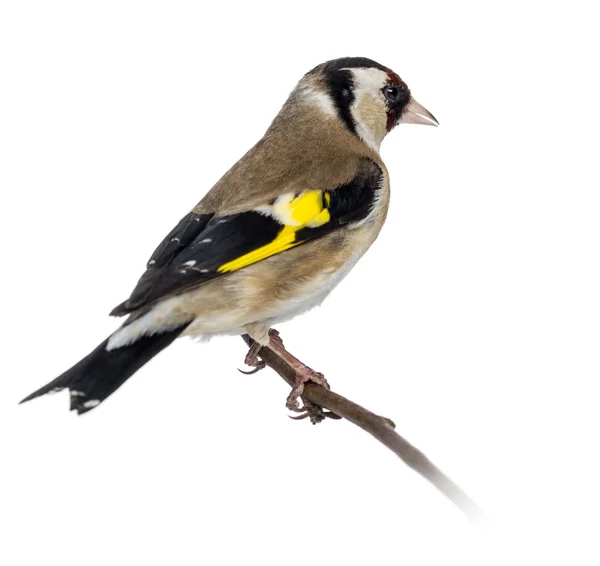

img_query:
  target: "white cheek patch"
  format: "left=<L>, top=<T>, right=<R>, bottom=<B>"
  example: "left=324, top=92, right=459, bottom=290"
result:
left=298, top=83, right=337, bottom=118
left=342, top=67, right=389, bottom=152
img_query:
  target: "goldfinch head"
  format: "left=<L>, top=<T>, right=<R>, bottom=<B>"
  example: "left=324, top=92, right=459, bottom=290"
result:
left=296, top=57, right=438, bottom=152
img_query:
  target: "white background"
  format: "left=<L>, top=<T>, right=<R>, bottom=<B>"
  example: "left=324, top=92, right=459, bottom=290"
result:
left=1, top=1, right=598, bottom=564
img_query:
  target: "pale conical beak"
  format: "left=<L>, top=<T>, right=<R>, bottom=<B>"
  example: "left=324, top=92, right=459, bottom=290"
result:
left=398, top=98, right=439, bottom=126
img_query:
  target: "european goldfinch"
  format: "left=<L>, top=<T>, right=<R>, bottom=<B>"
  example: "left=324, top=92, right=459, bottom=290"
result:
left=21, top=57, right=438, bottom=415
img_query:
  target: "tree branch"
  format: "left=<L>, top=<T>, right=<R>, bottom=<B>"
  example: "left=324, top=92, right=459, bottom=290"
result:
left=242, top=335, right=482, bottom=521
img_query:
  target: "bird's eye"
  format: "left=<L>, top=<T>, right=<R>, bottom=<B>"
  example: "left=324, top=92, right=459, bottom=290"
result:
left=384, top=85, right=401, bottom=102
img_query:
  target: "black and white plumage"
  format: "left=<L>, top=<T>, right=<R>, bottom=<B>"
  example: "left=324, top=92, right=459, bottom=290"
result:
left=21, top=57, right=438, bottom=414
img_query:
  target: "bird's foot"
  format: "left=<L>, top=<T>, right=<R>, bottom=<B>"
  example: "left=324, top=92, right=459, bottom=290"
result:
left=242, top=328, right=337, bottom=423
left=239, top=340, right=266, bottom=375
left=267, top=328, right=284, bottom=348
left=263, top=328, right=331, bottom=412
left=285, top=364, right=329, bottom=413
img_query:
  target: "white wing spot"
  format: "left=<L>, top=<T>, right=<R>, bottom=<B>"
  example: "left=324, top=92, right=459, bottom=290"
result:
left=171, top=237, right=180, bottom=243
left=82, top=399, right=100, bottom=409
left=200, top=238, right=212, bottom=244
left=182, top=260, right=196, bottom=267
left=70, top=390, right=86, bottom=397
left=148, top=260, right=156, bottom=266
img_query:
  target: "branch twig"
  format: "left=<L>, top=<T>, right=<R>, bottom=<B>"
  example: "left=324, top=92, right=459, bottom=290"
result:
left=242, top=335, right=482, bottom=521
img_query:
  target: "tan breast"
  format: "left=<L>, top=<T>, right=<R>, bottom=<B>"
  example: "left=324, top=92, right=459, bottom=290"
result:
left=179, top=166, right=390, bottom=339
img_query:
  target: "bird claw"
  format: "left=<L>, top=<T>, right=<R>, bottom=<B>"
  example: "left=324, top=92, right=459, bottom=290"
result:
left=285, top=369, right=329, bottom=413
left=240, top=340, right=266, bottom=374
left=289, top=411, right=311, bottom=420
left=238, top=364, right=265, bottom=375
left=288, top=398, right=341, bottom=425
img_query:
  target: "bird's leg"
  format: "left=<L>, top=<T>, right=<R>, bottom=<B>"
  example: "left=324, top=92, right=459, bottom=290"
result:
left=239, top=340, right=266, bottom=375
left=241, top=330, right=338, bottom=423
left=265, top=329, right=330, bottom=412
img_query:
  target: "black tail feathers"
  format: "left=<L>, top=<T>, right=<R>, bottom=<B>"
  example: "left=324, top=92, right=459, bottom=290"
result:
left=20, top=323, right=190, bottom=414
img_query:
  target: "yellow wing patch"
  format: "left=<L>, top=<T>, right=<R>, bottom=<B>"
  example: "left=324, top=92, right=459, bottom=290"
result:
left=217, top=190, right=331, bottom=274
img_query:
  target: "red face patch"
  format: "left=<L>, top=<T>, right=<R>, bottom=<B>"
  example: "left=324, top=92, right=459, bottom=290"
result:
left=387, top=70, right=402, bottom=84
left=386, top=70, right=408, bottom=91
left=384, top=70, right=410, bottom=132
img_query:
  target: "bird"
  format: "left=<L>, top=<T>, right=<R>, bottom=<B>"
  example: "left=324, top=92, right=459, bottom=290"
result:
left=20, top=56, right=438, bottom=416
